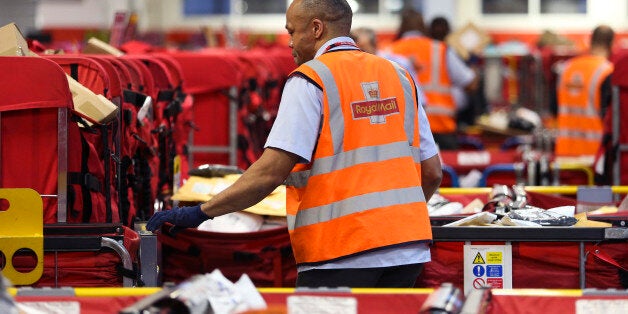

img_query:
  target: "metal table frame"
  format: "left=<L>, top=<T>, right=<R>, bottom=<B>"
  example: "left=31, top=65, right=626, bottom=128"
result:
left=44, top=224, right=136, bottom=287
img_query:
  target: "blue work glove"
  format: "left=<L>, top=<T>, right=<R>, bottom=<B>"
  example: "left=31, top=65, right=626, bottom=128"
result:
left=146, top=205, right=210, bottom=232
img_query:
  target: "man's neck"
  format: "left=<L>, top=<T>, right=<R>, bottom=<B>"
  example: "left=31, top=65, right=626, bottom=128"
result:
left=589, top=46, right=609, bottom=59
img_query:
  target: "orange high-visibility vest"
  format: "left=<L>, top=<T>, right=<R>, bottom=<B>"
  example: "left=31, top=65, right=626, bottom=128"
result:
left=285, top=50, right=432, bottom=265
left=556, top=55, right=613, bottom=156
left=388, top=36, right=456, bottom=133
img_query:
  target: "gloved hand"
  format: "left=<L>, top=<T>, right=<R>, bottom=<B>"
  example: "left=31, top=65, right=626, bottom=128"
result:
left=146, top=205, right=211, bottom=232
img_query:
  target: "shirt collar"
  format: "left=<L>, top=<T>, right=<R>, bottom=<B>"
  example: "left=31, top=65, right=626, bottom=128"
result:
left=401, top=30, right=426, bottom=39
left=315, top=37, right=359, bottom=58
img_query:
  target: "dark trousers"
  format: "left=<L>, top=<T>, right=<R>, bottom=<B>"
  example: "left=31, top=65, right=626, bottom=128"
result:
left=295, top=263, right=425, bottom=288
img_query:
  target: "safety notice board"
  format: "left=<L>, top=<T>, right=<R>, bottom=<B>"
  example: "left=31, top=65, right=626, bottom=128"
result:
left=463, top=243, right=512, bottom=293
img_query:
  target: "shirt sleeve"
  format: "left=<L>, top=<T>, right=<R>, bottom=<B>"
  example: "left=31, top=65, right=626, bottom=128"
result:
left=446, top=48, right=476, bottom=88
left=416, top=87, right=439, bottom=160
left=264, top=76, right=322, bottom=163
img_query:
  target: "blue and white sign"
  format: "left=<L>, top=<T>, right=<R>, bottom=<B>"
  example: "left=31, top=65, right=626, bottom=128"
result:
left=473, top=265, right=485, bottom=277
left=486, top=265, right=503, bottom=277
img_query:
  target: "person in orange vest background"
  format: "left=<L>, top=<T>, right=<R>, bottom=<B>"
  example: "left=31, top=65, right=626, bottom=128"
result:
left=428, top=16, right=488, bottom=132
left=351, top=27, right=420, bottom=87
left=554, top=25, right=614, bottom=158
left=388, top=8, right=478, bottom=150
left=350, top=26, right=428, bottom=109
left=146, top=0, right=442, bottom=288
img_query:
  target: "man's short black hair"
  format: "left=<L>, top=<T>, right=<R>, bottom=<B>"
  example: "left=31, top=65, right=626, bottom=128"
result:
left=591, top=25, right=614, bottom=51
left=301, top=0, right=353, bottom=33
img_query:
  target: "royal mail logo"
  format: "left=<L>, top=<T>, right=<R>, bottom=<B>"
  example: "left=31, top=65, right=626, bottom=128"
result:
left=351, top=97, right=399, bottom=122
left=566, top=72, right=584, bottom=95
left=353, top=81, right=399, bottom=124
left=368, top=88, right=379, bottom=99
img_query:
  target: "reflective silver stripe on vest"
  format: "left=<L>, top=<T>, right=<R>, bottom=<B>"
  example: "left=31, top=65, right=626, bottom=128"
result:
left=557, top=129, right=603, bottom=141
left=311, top=141, right=414, bottom=175
left=587, top=63, right=611, bottom=112
left=286, top=141, right=415, bottom=188
left=421, top=42, right=451, bottom=95
left=411, top=146, right=421, bottom=162
left=389, top=60, right=417, bottom=145
left=425, top=106, right=455, bottom=116
left=287, top=186, right=426, bottom=230
left=558, top=105, right=598, bottom=116
left=422, top=84, right=451, bottom=94
left=305, top=59, right=344, bottom=155
left=430, top=42, right=441, bottom=87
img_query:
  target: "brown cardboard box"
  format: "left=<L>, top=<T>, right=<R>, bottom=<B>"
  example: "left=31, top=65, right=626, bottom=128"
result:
left=0, top=22, right=118, bottom=124
left=82, top=37, right=124, bottom=56
left=447, top=22, right=491, bottom=60
left=67, top=75, right=118, bottom=124
left=0, top=22, right=30, bottom=56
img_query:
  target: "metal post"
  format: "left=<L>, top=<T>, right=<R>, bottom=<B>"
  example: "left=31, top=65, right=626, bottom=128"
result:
left=57, top=108, right=68, bottom=223
left=579, top=241, right=586, bottom=289
left=229, top=86, right=238, bottom=166
left=115, top=100, right=123, bottom=221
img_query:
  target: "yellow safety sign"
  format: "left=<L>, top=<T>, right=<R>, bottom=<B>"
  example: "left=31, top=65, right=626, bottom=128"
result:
left=473, top=252, right=486, bottom=264
left=487, top=251, right=503, bottom=264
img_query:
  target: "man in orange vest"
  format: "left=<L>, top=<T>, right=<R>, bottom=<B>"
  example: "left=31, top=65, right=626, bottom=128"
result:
left=388, top=8, right=478, bottom=150
left=555, top=25, right=614, bottom=157
left=146, top=0, right=442, bottom=288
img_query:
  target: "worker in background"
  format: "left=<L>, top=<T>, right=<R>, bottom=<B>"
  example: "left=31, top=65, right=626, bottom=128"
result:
left=554, top=25, right=614, bottom=157
left=350, top=26, right=427, bottom=108
left=388, top=8, right=478, bottom=150
left=428, top=16, right=467, bottom=126
left=428, top=16, right=488, bottom=132
left=428, top=16, right=450, bottom=42
left=351, top=27, right=416, bottom=78
left=147, top=0, right=442, bottom=288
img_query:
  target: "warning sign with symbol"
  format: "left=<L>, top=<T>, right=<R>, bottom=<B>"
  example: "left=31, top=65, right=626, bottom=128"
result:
left=464, top=244, right=512, bottom=293
left=473, top=278, right=486, bottom=289
left=473, top=252, right=485, bottom=264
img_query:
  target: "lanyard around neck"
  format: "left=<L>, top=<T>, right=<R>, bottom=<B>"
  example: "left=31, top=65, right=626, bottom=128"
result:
left=324, top=41, right=360, bottom=53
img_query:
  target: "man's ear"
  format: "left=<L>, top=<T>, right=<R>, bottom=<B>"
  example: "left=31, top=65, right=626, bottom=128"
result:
left=312, top=18, right=324, bottom=39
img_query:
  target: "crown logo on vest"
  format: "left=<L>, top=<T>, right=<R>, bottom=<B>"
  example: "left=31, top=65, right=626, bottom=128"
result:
left=351, top=81, right=399, bottom=124
left=566, top=72, right=584, bottom=96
